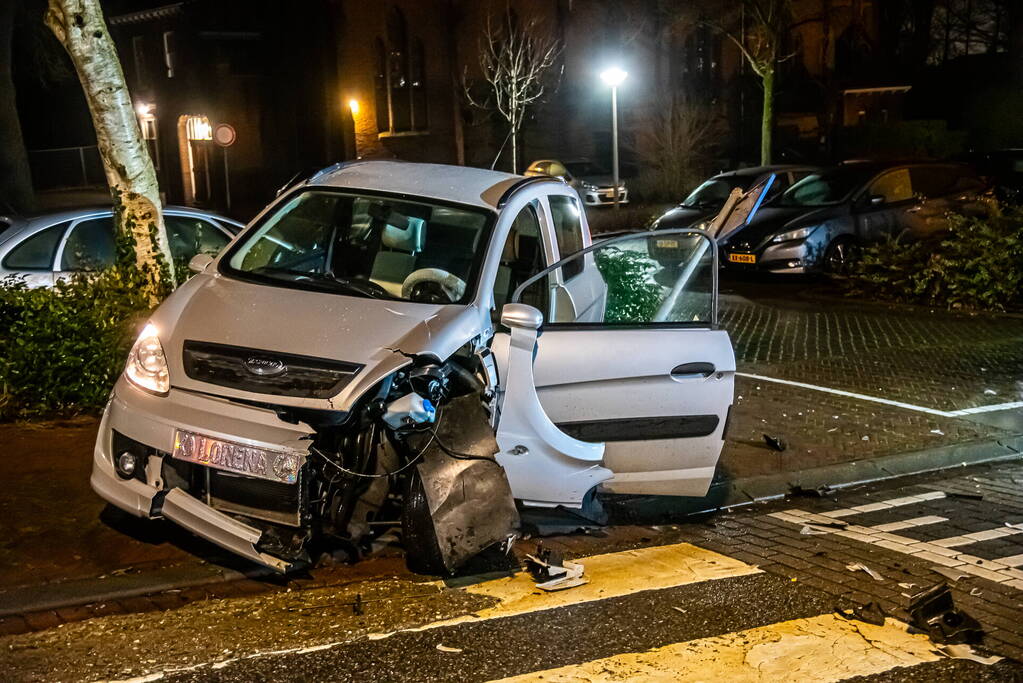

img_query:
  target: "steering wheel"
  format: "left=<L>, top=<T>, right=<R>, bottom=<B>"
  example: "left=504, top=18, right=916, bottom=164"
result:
left=402, top=268, right=467, bottom=304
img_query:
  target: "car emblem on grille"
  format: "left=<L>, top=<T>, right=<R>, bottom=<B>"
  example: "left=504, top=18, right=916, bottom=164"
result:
left=244, top=357, right=287, bottom=377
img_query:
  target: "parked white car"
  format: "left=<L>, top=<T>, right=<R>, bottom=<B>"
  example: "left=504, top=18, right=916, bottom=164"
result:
left=91, top=161, right=734, bottom=574
left=0, top=206, right=243, bottom=287
left=525, top=159, right=629, bottom=206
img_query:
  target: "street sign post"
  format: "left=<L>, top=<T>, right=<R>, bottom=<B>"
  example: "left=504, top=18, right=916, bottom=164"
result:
left=214, top=124, right=236, bottom=210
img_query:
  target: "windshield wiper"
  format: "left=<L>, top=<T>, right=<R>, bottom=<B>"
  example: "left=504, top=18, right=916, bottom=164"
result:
left=249, top=267, right=389, bottom=299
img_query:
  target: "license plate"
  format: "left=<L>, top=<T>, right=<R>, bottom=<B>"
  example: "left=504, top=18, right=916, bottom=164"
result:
left=728, top=253, right=757, bottom=264
left=656, top=239, right=680, bottom=249
left=173, top=430, right=301, bottom=484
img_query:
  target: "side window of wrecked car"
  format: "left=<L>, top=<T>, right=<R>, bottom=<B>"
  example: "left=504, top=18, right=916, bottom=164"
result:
left=493, top=202, right=548, bottom=322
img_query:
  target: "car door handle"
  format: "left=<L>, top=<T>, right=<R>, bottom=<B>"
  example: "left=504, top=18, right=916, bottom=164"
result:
left=671, top=362, right=716, bottom=379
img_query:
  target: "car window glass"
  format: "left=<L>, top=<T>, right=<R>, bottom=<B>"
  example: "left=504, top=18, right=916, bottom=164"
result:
left=868, top=168, right=913, bottom=204
left=493, top=202, right=548, bottom=320
left=226, top=190, right=491, bottom=304
left=548, top=195, right=584, bottom=280
left=2, top=222, right=68, bottom=271
left=513, top=233, right=715, bottom=326
left=549, top=162, right=567, bottom=177
left=164, top=215, right=230, bottom=262
left=61, top=217, right=116, bottom=271
left=909, top=165, right=959, bottom=198
left=681, top=178, right=744, bottom=208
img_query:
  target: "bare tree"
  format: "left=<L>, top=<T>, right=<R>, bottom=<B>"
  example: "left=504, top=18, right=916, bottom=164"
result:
left=721, top=0, right=792, bottom=165
left=45, top=0, right=176, bottom=297
left=465, top=9, right=562, bottom=174
left=635, top=98, right=724, bottom=200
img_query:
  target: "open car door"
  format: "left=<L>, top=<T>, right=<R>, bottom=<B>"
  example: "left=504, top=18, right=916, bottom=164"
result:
left=493, top=228, right=735, bottom=507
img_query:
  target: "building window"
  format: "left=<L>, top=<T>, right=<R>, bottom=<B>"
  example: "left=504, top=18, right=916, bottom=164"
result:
left=377, top=6, right=428, bottom=135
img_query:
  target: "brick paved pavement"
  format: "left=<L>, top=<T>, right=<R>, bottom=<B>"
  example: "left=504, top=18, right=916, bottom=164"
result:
left=688, top=461, right=1023, bottom=663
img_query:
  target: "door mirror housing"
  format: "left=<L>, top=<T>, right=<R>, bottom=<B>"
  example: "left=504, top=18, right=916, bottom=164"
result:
left=188, top=252, right=215, bottom=274
left=501, top=303, right=543, bottom=330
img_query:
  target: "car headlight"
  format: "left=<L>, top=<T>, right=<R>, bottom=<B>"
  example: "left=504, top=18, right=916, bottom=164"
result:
left=125, top=323, right=170, bottom=395
left=581, top=181, right=598, bottom=192
left=771, top=225, right=820, bottom=243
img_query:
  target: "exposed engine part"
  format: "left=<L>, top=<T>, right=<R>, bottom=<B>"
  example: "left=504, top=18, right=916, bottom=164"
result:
left=401, top=393, right=519, bottom=574
left=382, top=392, right=436, bottom=430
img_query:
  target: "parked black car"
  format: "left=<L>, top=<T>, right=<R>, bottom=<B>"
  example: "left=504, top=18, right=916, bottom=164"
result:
left=718, top=161, right=990, bottom=275
left=653, top=165, right=820, bottom=230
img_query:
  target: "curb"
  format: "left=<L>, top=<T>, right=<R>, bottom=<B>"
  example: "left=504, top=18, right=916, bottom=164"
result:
left=708, top=434, right=1023, bottom=511
left=0, top=561, right=274, bottom=618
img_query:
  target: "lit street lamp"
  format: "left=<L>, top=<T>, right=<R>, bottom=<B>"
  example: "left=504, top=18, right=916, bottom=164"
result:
left=599, top=67, right=627, bottom=210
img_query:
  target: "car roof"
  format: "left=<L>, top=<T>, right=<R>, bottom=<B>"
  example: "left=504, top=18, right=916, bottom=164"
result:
left=310, top=160, right=528, bottom=211
left=10, top=204, right=241, bottom=225
left=713, top=165, right=817, bottom=179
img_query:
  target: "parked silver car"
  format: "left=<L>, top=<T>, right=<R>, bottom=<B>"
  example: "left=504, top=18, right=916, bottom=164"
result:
left=90, top=160, right=734, bottom=574
left=525, top=159, right=628, bottom=206
left=0, top=206, right=244, bottom=287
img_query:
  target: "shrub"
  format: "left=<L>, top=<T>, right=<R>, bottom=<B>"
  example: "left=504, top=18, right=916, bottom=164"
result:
left=0, top=267, right=155, bottom=419
left=849, top=206, right=1023, bottom=312
left=595, top=247, right=663, bottom=322
left=633, top=98, right=724, bottom=203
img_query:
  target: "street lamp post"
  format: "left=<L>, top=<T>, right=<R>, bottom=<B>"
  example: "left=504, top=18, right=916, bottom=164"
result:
left=599, top=67, right=627, bottom=211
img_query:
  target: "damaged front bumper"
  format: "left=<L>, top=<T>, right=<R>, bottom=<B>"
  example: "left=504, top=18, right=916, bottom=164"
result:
left=91, top=376, right=314, bottom=572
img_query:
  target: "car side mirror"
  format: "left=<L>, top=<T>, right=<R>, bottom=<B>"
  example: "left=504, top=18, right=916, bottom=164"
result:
left=869, top=194, right=886, bottom=206
left=501, top=303, right=543, bottom=330
left=188, top=253, right=214, bottom=274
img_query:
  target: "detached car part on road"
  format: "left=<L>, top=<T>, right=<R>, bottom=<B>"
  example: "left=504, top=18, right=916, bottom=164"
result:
left=92, top=161, right=735, bottom=574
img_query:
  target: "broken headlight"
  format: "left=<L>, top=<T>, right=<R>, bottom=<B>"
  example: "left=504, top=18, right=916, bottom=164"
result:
left=125, top=323, right=170, bottom=395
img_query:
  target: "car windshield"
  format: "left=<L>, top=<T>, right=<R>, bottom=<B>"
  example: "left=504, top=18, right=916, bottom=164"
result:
left=777, top=169, right=866, bottom=207
left=223, top=190, right=492, bottom=304
left=564, top=161, right=606, bottom=177
left=680, top=177, right=750, bottom=208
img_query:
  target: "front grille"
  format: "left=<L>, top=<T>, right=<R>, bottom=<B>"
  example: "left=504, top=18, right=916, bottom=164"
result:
left=182, top=340, right=362, bottom=399
left=208, top=468, right=303, bottom=526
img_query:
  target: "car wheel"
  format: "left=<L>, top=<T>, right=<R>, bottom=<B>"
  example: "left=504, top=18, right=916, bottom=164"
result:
left=401, top=468, right=448, bottom=575
left=823, top=237, right=859, bottom=275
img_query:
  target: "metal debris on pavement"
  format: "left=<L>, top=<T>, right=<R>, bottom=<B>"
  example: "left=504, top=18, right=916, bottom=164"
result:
left=524, top=541, right=588, bottom=592
left=801, top=525, right=828, bottom=536
left=907, top=584, right=983, bottom=645
left=353, top=593, right=364, bottom=616
left=762, top=434, right=787, bottom=452
left=931, top=567, right=969, bottom=583
left=846, top=563, right=884, bottom=581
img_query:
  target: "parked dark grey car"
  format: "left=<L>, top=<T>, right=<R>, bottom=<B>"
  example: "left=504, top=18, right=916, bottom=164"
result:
left=719, top=161, right=990, bottom=275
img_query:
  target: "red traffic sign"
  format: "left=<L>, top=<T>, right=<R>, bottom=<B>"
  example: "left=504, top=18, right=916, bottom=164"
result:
left=213, top=123, right=236, bottom=147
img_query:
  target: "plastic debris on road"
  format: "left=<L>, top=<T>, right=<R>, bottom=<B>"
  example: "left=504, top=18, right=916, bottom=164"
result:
left=846, top=563, right=884, bottom=581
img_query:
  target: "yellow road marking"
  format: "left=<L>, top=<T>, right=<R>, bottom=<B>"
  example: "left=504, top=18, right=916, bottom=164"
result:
left=368, top=542, right=759, bottom=639
left=491, top=614, right=941, bottom=682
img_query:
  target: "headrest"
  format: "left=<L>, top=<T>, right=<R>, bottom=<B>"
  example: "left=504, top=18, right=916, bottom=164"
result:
left=382, top=216, right=425, bottom=253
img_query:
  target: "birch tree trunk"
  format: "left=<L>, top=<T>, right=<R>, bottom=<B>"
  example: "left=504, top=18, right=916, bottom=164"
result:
left=45, top=0, right=176, bottom=296
left=760, top=67, right=774, bottom=165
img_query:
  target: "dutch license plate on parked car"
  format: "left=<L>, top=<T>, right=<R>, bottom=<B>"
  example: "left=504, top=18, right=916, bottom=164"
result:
left=728, top=253, right=756, bottom=264
left=656, top=239, right=680, bottom=249
left=173, top=430, right=301, bottom=484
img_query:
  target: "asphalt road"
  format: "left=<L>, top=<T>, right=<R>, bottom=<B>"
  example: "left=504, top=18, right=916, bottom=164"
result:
left=6, top=461, right=1023, bottom=682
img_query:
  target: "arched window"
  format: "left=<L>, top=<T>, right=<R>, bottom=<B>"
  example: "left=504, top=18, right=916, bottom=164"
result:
left=376, top=6, right=428, bottom=134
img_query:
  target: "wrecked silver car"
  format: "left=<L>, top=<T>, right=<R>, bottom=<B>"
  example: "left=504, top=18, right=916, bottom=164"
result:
left=91, top=161, right=735, bottom=574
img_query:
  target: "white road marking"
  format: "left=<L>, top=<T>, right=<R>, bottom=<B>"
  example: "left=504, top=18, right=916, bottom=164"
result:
left=737, top=372, right=1021, bottom=418
left=490, top=614, right=942, bottom=683
left=771, top=497, right=1023, bottom=591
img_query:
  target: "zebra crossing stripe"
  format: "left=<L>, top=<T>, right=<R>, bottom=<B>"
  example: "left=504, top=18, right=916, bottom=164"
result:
left=489, top=613, right=941, bottom=683
left=367, top=542, right=760, bottom=640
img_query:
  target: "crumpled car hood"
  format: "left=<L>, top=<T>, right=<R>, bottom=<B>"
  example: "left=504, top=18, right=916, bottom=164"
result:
left=151, top=272, right=483, bottom=410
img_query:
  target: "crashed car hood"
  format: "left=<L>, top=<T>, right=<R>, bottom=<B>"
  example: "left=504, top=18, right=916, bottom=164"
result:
left=152, top=272, right=483, bottom=411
